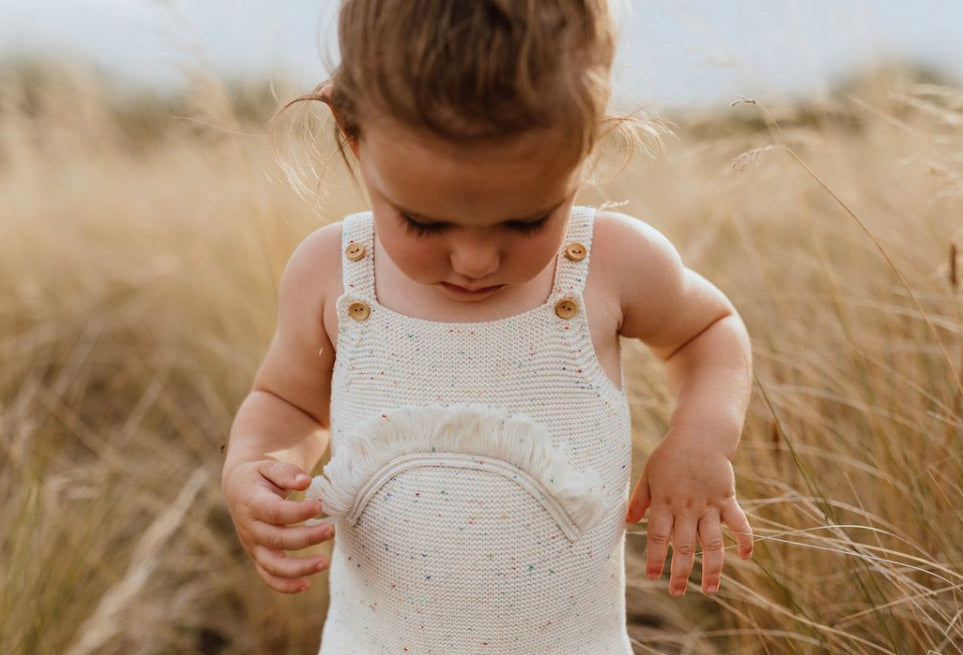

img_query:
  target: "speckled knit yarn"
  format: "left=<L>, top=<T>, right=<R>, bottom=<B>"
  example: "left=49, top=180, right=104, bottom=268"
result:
left=310, top=207, right=634, bottom=654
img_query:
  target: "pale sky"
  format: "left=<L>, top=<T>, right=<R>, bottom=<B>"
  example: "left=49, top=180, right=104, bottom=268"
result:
left=1, top=1, right=961, bottom=109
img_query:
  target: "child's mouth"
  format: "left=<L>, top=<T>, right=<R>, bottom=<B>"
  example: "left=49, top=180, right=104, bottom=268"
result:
left=441, top=282, right=505, bottom=297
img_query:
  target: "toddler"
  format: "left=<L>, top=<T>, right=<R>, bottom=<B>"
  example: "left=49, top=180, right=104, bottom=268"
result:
left=223, top=1, right=754, bottom=652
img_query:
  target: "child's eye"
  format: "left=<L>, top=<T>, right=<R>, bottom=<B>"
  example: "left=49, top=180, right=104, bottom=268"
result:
left=399, top=212, right=550, bottom=237
left=504, top=215, right=550, bottom=234
left=400, top=213, right=448, bottom=237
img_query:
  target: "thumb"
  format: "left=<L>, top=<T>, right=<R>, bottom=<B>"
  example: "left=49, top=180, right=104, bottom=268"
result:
left=260, top=460, right=312, bottom=492
left=625, top=473, right=651, bottom=524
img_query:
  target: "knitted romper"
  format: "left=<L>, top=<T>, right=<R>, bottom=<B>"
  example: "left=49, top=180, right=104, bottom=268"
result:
left=308, top=207, right=634, bottom=654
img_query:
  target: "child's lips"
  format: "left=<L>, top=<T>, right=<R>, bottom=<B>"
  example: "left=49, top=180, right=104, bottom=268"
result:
left=441, top=282, right=505, bottom=296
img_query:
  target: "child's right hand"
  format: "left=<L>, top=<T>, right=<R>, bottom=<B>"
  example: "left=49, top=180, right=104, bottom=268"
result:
left=222, top=459, right=334, bottom=594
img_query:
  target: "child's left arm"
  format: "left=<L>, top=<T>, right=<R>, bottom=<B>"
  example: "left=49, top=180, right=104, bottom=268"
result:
left=600, top=213, right=754, bottom=597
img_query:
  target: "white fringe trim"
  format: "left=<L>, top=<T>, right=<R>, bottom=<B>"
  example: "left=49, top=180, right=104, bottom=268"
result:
left=307, top=405, right=607, bottom=539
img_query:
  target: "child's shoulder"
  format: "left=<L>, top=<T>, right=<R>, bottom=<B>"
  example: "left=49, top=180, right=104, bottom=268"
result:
left=288, top=219, right=344, bottom=263
left=590, top=210, right=690, bottom=342
left=283, top=220, right=343, bottom=283
left=277, top=220, right=346, bottom=318
left=591, top=209, right=686, bottom=291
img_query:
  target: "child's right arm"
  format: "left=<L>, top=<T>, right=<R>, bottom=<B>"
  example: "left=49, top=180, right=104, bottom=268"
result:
left=222, top=224, right=342, bottom=594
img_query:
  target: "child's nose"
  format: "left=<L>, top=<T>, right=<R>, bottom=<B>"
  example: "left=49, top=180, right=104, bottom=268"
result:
left=449, top=239, right=500, bottom=280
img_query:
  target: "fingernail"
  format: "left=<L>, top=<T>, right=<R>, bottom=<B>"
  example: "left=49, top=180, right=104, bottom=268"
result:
left=705, top=584, right=718, bottom=594
left=296, top=474, right=311, bottom=485
left=671, top=587, right=684, bottom=597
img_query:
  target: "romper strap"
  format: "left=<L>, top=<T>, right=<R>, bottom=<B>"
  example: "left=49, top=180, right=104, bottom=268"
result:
left=340, top=211, right=376, bottom=298
left=550, top=205, right=595, bottom=300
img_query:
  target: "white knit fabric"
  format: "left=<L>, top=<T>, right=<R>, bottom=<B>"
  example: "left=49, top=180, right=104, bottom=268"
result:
left=310, top=207, right=634, bottom=654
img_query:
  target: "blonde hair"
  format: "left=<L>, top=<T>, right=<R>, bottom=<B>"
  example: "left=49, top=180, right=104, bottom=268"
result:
left=272, top=0, right=658, bottom=199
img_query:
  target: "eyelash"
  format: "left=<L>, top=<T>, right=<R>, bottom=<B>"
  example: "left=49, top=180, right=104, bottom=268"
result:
left=400, top=213, right=551, bottom=237
left=508, top=216, right=551, bottom=234
left=401, top=214, right=447, bottom=237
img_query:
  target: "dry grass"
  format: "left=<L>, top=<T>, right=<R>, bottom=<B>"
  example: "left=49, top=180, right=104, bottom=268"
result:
left=1, top=59, right=961, bottom=654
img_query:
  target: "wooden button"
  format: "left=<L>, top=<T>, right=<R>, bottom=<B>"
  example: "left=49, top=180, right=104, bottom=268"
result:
left=345, top=243, right=366, bottom=261
left=348, top=301, right=370, bottom=321
left=564, top=242, right=587, bottom=262
left=554, top=298, right=578, bottom=319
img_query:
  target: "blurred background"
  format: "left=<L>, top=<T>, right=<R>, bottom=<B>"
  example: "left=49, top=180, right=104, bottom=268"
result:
left=3, top=0, right=963, bottom=106
left=1, top=2, right=962, bottom=654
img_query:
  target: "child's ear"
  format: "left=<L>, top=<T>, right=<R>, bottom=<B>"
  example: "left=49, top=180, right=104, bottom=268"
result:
left=317, top=82, right=360, bottom=159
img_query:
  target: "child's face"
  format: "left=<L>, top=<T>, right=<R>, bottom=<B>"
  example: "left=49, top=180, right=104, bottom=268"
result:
left=357, top=122, right=585, bottom=303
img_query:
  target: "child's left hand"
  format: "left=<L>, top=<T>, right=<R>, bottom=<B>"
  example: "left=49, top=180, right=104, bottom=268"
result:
left=625, top=435, right=753, bottom=596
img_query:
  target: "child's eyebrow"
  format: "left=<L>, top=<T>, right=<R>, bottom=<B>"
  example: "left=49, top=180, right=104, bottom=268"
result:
left=398, top=198, right=567, bottom=224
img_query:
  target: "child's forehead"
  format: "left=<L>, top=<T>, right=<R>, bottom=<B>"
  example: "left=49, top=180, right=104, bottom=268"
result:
left=361, top=118, right=582, bottom=164
left=359, top=121, right=583, bottom=226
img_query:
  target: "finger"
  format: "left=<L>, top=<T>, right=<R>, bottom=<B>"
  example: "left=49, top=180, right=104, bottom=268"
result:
left=668, top=515, right=697, bottom=597
left=625, top=476, right=652, bottom=524
left=722, top=501, right=754, bottom=560
left=259, top=460, right=313, bottom=492
left=254, top=545, right=331, bottom=581
left=254, top=560, right=317, bottom=594
left=645, top=507, right=673, bottom=581
left=251, top=495, right=324, bottom=526
left=250, top=520, right=335, bottom=552
left=698, top=512, right=725, bottom=595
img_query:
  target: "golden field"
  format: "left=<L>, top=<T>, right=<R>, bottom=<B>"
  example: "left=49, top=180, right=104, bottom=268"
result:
left=1, top=60, right=961, bottom=654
